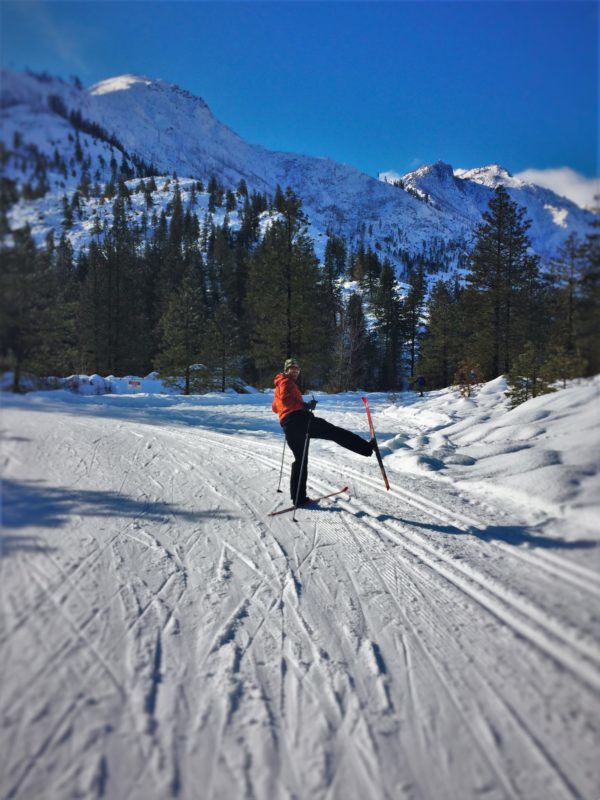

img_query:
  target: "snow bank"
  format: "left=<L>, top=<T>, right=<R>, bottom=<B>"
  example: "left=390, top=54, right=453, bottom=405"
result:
left=1, top=371, right=260, bottom=395
left=381, top=376, right=600, bottom=535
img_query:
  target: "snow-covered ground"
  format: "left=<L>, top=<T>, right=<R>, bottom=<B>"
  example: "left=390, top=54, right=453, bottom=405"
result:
left=1, top=378, right=599, bottom=799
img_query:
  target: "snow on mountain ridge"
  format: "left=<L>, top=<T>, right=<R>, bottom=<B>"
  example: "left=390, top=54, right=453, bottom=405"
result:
left=454, top=164, right=524, bottom=189
left=400, top=159, right=594, bottom=257
left=90, top=75, right=154, bottom=95
left=0, top=68, right=595, bottom=269
left=0, top=69, right=81, bottom=112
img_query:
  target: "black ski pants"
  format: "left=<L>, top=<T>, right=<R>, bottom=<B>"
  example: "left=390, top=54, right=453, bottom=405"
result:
left=281, top=410, right=372, bottom=503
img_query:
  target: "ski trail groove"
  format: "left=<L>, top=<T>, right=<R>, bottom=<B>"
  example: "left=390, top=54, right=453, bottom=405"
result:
left=309, top=452, right=600, bottom=598
left=176, top=429, right=600, bottom=690
left=336, top=493, right=600, bottom=693
left=332, top=510, right=522, bottom=800
left=183, top=427, right=599, bottom=598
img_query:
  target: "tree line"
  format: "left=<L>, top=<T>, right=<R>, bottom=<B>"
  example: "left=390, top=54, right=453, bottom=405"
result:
left=1, top=177, right=598, bottom=401
left=418, top=186, right=599, bottom=405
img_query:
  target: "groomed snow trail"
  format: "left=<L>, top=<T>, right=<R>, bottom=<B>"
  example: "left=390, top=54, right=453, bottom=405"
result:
left=1, top=392, right=598, bottom=800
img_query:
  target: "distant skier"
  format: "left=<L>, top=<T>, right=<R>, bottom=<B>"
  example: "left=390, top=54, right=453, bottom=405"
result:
left=272, top=357, right=374, bottom=505
left=416, top=374, right=426, bottom=397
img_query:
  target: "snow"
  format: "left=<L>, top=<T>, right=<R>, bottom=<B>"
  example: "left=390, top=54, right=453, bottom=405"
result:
left=544, top=204, right=569, bottom=228
left=89, top=75, right=154, bottom=95
left=380, top=376, right=600, bottom=533
left=2, top=377, right=599, bottom=799
left=454, top=164, right=523, bottom=189
left=6, top=174, right=243, bottom=258
left=1, top=68, right=595, bottom=271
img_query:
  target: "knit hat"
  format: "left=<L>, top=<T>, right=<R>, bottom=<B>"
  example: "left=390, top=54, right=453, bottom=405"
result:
left=284, top=357, right=300, bottom=372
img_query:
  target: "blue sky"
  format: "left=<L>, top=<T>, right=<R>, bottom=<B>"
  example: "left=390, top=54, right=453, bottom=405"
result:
left=1, top=1, right=597, bottom=194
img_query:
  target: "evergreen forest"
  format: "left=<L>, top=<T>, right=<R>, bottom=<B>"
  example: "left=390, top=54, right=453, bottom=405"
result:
left=1, top=169, right=598, bottom=404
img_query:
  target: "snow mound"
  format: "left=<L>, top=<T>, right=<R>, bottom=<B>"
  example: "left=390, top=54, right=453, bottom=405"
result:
left=382, top=375, right=600, bottom=535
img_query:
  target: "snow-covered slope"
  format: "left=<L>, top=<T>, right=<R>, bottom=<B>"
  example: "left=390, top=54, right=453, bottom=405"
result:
left=399, top=161, right=591, bottom=258
left=1, top=68, right=595, bottom=271
left=1, top=378, right=599, bottom=798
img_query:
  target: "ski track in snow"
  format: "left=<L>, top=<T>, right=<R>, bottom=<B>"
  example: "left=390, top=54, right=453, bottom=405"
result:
left=1, top=396, right=599, bottom=800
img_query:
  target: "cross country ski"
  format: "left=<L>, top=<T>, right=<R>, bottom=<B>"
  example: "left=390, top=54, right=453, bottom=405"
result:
left=362, top=397, right=391, bottom=490
left=268, top=486, right=349, bottom=516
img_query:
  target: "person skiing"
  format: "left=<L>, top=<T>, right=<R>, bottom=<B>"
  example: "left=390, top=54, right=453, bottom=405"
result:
left=272, top=357, right=374, bottom=505
left=416, top=374, right=426, bottom=397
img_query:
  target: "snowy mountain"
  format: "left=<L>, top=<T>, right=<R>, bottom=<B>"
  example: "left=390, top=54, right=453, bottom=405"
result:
left=395, top=161, right=590, bottom=259
left=1, top=68, right=595, bottom=272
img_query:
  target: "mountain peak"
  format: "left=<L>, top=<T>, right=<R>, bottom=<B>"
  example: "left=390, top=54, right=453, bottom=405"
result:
left=455, top=164, right=519, bottom=187
left=395, top=161, right=458, bottom=188
left=89, top=74, right=155, bottom=95
left=88, top=73, right=210, bottom=110
left=431, top=160, right=455, bottom=174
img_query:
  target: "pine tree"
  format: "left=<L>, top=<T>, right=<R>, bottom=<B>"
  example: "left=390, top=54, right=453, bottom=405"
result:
left=151, top=209, right=175, bottom=309
left=348, top=242, right=366, bottom=282
left=418, top=279, right=460, bottom=388
left=206, top=223, right=237, bottom=309
left=155, top=269, right=206, bottom=394
left=247, top=190, right=326, bottom=383
left=542, top=345, right=586, bottom=389
left=403, top=264, right=427, bottom=378
left=168, top=186, right=184, bottom=245
left=505, top=342, right=554, bottom=408
left=0, top=227, right=72, bottom=389
left=324, top=235, right=347, bottom=281
left=79, top=240, right=108, bottom=372
left=289, top=229, right=330, bottom=381
left=104, top=180, right=115, bottom=200
left=545, top=235, right=580, bottom=350
left=87, top=196, right=149, bottom=374
left=202, top=304, right=241, bottom=391
left=465, top=186, right=539, bottom=377
left=238, top=196, right=261, bottom=249
left=370, top=258, right=403, bottom=389
left=74, top=133, right=83, bottom=163
left=62, top=194, right=73, bottom=229
left=321, top=236, right=344, bottom=372
left=70, top=190, right=82, bottom=219
left=0, top=177, right=18, bottom=235
left=225, top=190, right=237, bottom=213
left=41, top=235, right=79, bottom=375
left=361, top=247, right=382, bottom=302
left=207, top=175, right=223, bottom=211
left=117, top=176, right=131, bottom=202
left=577, top=214, right=600, bottom=375
left=330, top=292, right=368, bottom=391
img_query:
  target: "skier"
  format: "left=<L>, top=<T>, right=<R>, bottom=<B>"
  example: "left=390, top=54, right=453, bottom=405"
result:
left=416, top=374, right=426, bottom=397
left=272, top=357, right=374, bottom=506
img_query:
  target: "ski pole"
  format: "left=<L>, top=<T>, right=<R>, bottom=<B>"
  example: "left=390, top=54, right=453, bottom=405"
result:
left=292, top=413, right=312, bottom=522
left=276, top=437, right=287, bottom=492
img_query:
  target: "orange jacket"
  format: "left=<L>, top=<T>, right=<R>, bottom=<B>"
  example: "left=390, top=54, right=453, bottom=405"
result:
left=272, top=373, right=305, bottom=422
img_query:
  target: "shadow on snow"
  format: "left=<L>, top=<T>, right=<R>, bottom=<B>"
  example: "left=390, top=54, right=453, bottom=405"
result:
left=0, top=533, right=57, bottom=557
left=374, top=514, right=597, bottom=551
left=1, top=478, right=232, bottom=554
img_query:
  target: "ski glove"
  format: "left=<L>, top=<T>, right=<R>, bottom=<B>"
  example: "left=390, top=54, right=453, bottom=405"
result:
left=306, top=399, right=318, bottom=411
